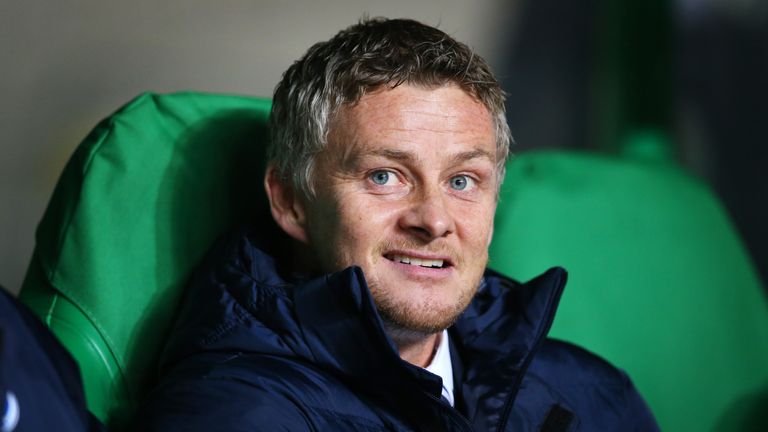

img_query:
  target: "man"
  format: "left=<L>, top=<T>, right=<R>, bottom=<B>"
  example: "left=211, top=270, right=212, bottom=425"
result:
left=138, top=18, right=658, bottom=431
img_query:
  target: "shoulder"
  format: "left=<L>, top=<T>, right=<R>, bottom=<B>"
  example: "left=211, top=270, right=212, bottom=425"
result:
left=531, top=339, right=629, bottom=385
left=524, top=339, right=660, bottom=431
left=136, top=352, right=387, bottom=431
left=135, top=353, right=311, bottom=431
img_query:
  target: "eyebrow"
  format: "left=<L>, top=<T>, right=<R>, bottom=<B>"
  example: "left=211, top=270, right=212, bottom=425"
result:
left=448, top=149, right=495, bottom=164
left=361, top=148, right=495, bottom=164
left=368, top=149, right=417, bottom=162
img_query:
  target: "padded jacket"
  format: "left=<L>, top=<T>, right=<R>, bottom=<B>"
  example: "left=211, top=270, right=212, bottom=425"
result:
left=0, top=288, right=104, bottom=432
left=137, top=231, right=658, bottom=431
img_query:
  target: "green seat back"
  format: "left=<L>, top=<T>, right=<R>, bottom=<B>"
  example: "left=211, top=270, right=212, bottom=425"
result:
left=19, top=92, right=272, bottom=428
left=489, top=151, right=768, bottom=431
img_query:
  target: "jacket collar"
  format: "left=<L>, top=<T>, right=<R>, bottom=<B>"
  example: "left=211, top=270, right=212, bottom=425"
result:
left=291, top=265, right=567, bottom=380
left=291, top=261, right=568, bottom=429
left=292, top=266, right=449, bottom=429
left=451, top=268, right=568, bottom=429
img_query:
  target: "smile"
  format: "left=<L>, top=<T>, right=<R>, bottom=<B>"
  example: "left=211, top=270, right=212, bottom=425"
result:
left=386, top=253, right=448, bottom=269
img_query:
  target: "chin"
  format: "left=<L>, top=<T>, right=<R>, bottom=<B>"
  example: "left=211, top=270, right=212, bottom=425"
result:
left=370, top=286, right=476, bottom=336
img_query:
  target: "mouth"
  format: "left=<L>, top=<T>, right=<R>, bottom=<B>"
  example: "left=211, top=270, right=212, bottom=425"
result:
left=384, top=253, right=453, bottom=269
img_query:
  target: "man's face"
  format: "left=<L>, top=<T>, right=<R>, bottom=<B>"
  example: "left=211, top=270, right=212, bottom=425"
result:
left=302, top=84, right=499, bottom=333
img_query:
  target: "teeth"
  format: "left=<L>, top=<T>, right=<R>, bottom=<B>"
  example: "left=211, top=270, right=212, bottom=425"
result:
left=392, top=254, right=444, bottom=268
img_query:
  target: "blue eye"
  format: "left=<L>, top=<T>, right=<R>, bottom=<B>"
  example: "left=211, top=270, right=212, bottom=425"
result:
left=370, top=170, right=393, bottom=185
left=449, top=175, right=473, bottom=191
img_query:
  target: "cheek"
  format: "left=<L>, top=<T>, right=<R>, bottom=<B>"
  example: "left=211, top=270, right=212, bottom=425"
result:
left=337, top=199, right=399, bottom=242
left=326, top=196, right=401, bottom=262
left=457, top=201, right=496, bottom=244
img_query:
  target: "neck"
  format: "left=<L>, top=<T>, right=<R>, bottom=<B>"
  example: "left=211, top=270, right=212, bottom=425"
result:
left=385, top=324, right=441, bottom=368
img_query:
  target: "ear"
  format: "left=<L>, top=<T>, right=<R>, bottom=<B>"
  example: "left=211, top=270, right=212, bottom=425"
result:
left=486, top=223, right=494, bottom=248
left=486, top=202, right=497, bottom=248
left=264, top=165, right=310, bottom=244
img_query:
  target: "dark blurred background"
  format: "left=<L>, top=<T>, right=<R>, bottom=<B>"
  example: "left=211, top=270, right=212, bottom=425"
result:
left=500, top=0, right=768, bottom=290
left=1, top=0, right=765, bottom=294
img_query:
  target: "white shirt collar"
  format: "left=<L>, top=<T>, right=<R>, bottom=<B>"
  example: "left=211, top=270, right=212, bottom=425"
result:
left=424, top=329, right=454, bottom=406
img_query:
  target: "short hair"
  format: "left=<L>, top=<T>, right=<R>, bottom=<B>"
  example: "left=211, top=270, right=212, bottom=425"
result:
left=269, top=17, right=511, bottom=197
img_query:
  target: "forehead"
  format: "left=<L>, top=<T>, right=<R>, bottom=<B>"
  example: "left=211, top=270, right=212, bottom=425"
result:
left=327, top=84, right=495, bottom=157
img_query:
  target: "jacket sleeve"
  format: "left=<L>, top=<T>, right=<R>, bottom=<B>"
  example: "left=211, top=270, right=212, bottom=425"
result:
left=134, top=374, right=315, bottom=431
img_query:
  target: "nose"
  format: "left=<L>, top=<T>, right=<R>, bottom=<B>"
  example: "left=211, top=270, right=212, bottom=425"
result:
left=398, top=186, right=456, bottom=241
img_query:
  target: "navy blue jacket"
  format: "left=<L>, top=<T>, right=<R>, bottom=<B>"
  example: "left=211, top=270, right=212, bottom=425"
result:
left=137, top=232, right=658, bottom=431
left=0, top=287, right=104, bottom=432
